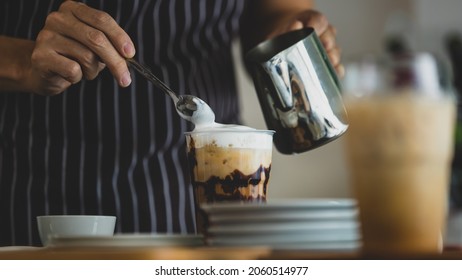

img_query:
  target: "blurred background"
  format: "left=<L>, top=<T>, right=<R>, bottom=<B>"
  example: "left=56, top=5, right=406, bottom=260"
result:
left=232, top=0, right=462, bottom=200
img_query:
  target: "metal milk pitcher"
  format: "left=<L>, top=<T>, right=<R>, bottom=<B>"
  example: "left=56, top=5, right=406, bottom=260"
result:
left=246, top=27, right=348, bottom=154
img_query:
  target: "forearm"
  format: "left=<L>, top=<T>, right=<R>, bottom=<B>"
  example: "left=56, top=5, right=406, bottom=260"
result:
left=0, top=35, right=35, bottom=93
left=240, top=0, right=315, bottom=52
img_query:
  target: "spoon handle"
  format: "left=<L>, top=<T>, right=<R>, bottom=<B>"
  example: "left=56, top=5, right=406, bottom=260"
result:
left=126, top=58, right=179, bottom=102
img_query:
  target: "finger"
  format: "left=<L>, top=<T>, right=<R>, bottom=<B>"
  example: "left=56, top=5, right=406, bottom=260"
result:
left=61, top=43, right=104, bottom=81
left=301, top=10, right=329, bottom=36
left=45, top=11, right=131, bottom=87
left=335, top=64, right=345, bottom=78
left=45, top=55, right=83, bottom=85
left=37, top=30, right=104, bottom=80
left=325, top=45, right=344, bottom=78
left=31, top=45, right=83, bottom=85
left=78, top=27, right=131, bottom=86
left=39, top=75, right=73, bottom=96
left=97, top=62, right=106, bottom=73
left=31, top=47, right=82, bottom=89
left=63, top=1, right=136, bottom=58
left=288, top=20, right=304, bottom=32
left=326, top=46, right=341, bottom=67
left=319, top=25, right=337, bottom=51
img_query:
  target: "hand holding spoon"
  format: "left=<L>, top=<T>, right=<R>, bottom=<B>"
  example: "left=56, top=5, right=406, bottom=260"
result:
left=126, top=58, right=215, bottom=126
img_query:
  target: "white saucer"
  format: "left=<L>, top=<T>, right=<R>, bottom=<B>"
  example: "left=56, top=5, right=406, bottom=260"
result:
left=271, top=241, right=361, bottom=251
left=207, top=209, right=358, bottom=224
left=206, top=220, right=359, bottom=235
left=201, top=199, right=356, bottom=214
left=206, top=238, right=361, bottom=251
left=48, top=234, right=204, bottom=247
left=206, top=228, right=360, bottom=244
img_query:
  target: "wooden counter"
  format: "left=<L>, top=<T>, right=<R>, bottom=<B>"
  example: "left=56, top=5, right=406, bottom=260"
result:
left=1, top=246, right=461, bottom=260
left=0, top=246, right=271, bottom=260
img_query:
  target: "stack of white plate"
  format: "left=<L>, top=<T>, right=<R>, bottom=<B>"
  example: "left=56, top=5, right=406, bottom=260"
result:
left=201, top=199, right=361, bottom=251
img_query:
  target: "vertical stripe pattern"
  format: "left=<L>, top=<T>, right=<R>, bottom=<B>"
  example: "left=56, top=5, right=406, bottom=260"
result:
left=0, top=0, right=245, bottom=246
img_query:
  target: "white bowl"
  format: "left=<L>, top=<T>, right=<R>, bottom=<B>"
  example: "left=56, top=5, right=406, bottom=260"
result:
left=37, top=215, right=116, bottom=246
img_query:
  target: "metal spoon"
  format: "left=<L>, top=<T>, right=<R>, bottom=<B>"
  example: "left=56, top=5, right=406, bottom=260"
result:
left=126, top=58, right=214, bottom=124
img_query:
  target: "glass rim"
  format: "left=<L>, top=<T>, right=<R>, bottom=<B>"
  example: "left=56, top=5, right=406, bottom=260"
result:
left=37, top=215, right=116, bottom=219
left=184, top=129, right=275, bottom=136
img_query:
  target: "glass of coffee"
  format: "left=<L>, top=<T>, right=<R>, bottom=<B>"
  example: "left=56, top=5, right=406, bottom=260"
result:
left=185, top=128, right=274, bottom=233
left=342, top=52, right=457, bottom=255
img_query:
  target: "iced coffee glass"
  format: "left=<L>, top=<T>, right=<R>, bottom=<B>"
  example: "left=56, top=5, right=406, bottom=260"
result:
left=343, top=52, right=457, bottom=255
left=185, top=128, right=274, bottom=233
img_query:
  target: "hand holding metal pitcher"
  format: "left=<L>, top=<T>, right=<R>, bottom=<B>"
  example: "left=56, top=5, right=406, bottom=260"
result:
left=246, top=27, right=349, bottom=154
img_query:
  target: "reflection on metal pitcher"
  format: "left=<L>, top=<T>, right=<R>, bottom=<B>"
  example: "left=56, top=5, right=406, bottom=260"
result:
left=247, top=27, right=348, bottom=154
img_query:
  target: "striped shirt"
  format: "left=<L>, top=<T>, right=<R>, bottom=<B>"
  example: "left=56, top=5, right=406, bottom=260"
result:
left=0, top=0, right=245, bottom=246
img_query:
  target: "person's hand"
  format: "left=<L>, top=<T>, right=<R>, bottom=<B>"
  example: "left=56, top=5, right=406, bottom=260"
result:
left=25, top=0, right=135, bottom=95
left=266, top=10, right=344, bottom=78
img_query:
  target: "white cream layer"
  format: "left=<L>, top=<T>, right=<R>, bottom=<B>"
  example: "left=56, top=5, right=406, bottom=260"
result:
left=188, top=123, right=273, bottom=149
